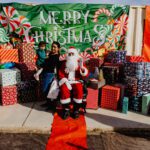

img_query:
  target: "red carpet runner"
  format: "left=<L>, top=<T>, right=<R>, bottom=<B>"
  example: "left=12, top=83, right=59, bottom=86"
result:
left=46, top=113, right=88, bottom=150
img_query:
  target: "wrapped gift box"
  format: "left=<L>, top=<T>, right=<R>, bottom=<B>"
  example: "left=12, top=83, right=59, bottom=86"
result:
left=86, top=87, right=99, bottom=109
left=129, top=96, right=142, bottom=112
left=0, top=68, right=21, bottom=86
left=125, top=76, right=138, bottom=97
left=106, top=50, right=126, bottom=63
left=137, top=78, right=150, bottom=97
left=0, top=49, right=19, bottom=63
left=122, top=97, right=129, bottom=114
left=16, top=42, right=35, bottom=63
left=145, top=63, right=150, bottom=78
left=124, top=62, right=145, bottom=78
left=142, top=93, right=150, bottom=115
left=113, top=83, right=125, bottom=110
left=102, top=66, right=122, bottom=84
left=17, top=80, right=38, bottom=103
left=0, top=85, right=17, bottom=106
left=15, top=62, right=36, bottom=81
left=126, top=56, right=144, bottom=62
left=101, top=85, right=120, bottom=110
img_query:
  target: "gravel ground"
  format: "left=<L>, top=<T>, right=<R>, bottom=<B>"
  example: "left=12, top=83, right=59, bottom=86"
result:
left=0, top=132, right=150, bottom=150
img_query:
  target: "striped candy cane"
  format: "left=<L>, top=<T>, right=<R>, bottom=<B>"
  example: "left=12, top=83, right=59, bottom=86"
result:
left=93, top=8, right=111, bottom=23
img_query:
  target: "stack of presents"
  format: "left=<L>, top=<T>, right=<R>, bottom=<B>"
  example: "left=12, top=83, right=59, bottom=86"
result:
left=0, top=43, right=150, bottom=116
left=0, top=42, right=39, bottom=106
left=85, top=51, right=150, bottom=115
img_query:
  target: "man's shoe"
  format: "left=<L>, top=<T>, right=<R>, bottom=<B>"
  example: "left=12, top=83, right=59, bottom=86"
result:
left=40, top=102, right=48, bottom=107
left=62, top=109, right=70, bottom=120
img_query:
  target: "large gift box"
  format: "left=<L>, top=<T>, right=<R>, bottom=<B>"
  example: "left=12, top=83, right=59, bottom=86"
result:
left=105, top=50, right=126, bottom=63
left=0, top=85, right=17, bottom=106
left=16, top=43, right=35, bottom=63
left=17, top=80, right=38, bottom=103
left=0, top=49, right=19, bottom=63
left=86, top=87, right=99, bottom=109
left=101, top=85, right=120, bottom=110
left=142, top=93, right=150, bottom=115
left=124, top=62, right=145, bottom=78
left=0, top=68, right=21, bottom=86
left=15, top=62, right=36, bottom=81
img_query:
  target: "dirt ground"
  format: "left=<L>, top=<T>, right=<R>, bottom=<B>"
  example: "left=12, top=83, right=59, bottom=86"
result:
left=0, top=131, right=150, bottom=150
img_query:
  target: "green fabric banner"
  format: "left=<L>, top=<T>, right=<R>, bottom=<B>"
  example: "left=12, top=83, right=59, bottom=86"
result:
left=0, top=3, right=129, bottom=54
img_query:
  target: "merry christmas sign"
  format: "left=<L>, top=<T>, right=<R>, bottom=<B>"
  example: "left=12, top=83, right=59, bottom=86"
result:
left=0, top=3, right=129, bottom=52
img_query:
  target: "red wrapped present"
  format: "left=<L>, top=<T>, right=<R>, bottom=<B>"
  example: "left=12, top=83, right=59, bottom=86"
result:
left=16, top=42, right=36, bottom=63
left=0, top=85, right=17, bottom=106
left=15, top=62, right=36, bottom=81
left=101, top=85, right=120, bottom=110
left=86, top=88, right=99, bottom=109
left=126, top=56, right=144, bottom=62
left=0, top=49, right=19, bottom=63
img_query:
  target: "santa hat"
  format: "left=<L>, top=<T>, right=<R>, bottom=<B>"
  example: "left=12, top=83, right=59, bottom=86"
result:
left=67, top=46, right=79, bottom=56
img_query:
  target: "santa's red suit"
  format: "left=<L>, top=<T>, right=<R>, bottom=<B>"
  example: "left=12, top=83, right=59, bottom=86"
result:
left=59, top=59, right=88, bottom=105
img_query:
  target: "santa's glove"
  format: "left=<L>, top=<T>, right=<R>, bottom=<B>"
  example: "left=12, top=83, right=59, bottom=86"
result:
left=59, top=78, right=72, bottom=90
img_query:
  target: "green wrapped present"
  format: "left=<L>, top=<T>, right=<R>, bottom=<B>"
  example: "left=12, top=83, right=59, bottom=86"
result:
left=122, top=97, right=129, bottom=114
left=142, top=93, right=150, bottom=115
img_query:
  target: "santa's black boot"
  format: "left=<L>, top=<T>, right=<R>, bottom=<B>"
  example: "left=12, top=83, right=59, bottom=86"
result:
left=72, top=103, right=81, bottom=119
left=62, top=104, right=70, bottom=120
left=82, top=101, right=87, bottom=113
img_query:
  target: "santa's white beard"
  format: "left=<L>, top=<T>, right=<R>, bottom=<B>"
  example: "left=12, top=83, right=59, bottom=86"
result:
left=66, top=56, right=79, bottom=72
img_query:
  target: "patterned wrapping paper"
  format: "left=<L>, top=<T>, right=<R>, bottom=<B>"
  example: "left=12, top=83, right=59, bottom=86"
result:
left=16, top=42, right=35, bottom=63
left=106, top=50, right=126, bottom=63
left=129, top=96, right=142, bottom=112
left=101, top=85, right=120, bottom=110
left=15, top=62, right=36, bottom=81
left=0, top=49, right=19, bottom=63
left=0, top=85, right=17, bottom=106
left=126, top=56, right=144, bottom=62
left=17, top=80, right=39, bottom=103
left=142, top=93, right=150, bottom=115
left=102, top=65, right=124, bottom=84
left=145, top=63, right=150, bottom=78
left=0, top=68, right=21, bottom=87
left=124, top=76, right=138, bottom=97
left=124, top=62, right=148, bottom=78
left=137, top=78, right=150, bottom=97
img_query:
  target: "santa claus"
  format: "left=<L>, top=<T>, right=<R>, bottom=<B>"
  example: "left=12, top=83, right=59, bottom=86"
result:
left=59, top=47, right=88, bottom=119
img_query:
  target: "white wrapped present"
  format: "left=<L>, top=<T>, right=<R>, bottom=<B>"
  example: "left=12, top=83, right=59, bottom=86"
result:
left=0, top=68, right=21, bottom=86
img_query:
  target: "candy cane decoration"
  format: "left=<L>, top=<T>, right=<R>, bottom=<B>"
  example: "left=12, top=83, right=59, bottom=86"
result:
left=15, top=16, right=31, bottom=36
left=59, top=54, right=67, bottom=61
left=0, top=28, right=9, bottom=43
left=80, top=48, right=93, bottom=62
left=93, top=8, right=111, bottom=23
left=0, top=6, right=19, bottom=32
